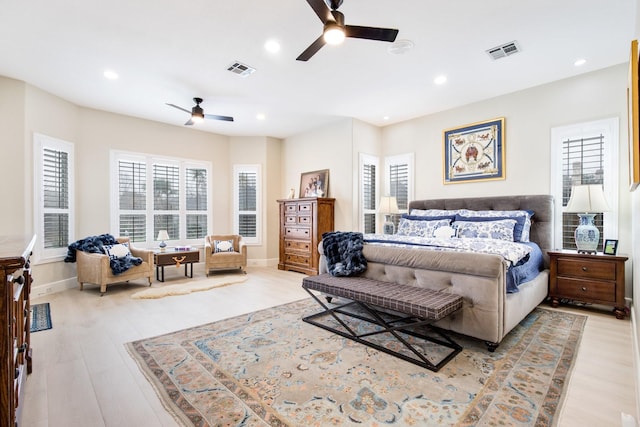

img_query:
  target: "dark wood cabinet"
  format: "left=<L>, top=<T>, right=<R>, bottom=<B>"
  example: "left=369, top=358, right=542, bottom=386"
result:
left=0, top=235, right=36, bottom=426
left=548, top=250, right=627, bottom=319
left=277, top=198, right=335, bottom=275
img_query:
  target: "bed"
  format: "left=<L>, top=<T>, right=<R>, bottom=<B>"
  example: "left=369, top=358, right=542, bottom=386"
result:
left=318, top=194, right=553, bottom=350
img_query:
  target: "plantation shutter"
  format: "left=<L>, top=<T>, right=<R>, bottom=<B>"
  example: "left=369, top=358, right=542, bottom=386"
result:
left=561, top=135, right=605, bottom=250
left=42, top=148, right=69, bottom=249
left=118, top=160, right=147, bottom=242
left=153, top=164, right=180, bottom=241
left=362, top=163, right=376, bottom=233
left=238, top=171, right=257, bottom=237
left=185, top=167, right=208, bottom=239
left=389, top=163, right=408, bottom=210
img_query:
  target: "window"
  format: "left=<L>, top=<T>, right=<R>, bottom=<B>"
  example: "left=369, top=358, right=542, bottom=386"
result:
left=384, top=153, right=414, bottom=227
left=111, top=151, right=211, bottom=246
left=550, top=118, right=618, bottom=250
left=233, top=164, right=261, bottom=245
left=359, top=154, right=378, bottom=233
left=34, top=133, right=74, bottom=262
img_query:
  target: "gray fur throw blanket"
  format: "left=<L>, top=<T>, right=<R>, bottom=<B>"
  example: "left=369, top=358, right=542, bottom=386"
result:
left=322, top=231, right=367, bottom=277
left=64, top=234, right=142, bottom=275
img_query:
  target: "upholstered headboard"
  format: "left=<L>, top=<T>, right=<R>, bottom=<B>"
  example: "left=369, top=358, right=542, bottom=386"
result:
left=408, top=194, right=554, bottom=255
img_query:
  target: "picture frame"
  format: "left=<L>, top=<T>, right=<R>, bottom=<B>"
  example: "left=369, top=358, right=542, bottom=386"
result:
left=627, top=39, right=640, bottom=191
left=443, top=117, right=506, bottom=184
left=299, top=169, right=329, bottom=198
left=603, top=239, right=618, bottom=255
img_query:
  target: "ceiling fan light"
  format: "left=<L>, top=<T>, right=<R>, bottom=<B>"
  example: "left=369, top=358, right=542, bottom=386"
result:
left=191, top=112, right=204, bottom=123
left=323, top=23, right=345, bottom=45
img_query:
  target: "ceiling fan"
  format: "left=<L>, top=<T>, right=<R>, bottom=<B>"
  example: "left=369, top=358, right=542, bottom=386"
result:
left=166, top=97, right=234, bottom=125
left=296, top=0, right=399, bottom=61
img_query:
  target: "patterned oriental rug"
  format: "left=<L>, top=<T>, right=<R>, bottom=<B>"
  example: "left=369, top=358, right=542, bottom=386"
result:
left=126, top=299, right=586, bottom=426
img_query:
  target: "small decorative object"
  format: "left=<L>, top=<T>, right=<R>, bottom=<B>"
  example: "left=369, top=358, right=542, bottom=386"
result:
left=288, top=187, right=295, bottom=199
left=157, top=230, right=169, bottom=252
left=565, top=184, right=610, bottom=254
left=603, top=239, right=618, bottom=255
left=299, top=169, right=329, bottom=198
left=378, top=196, right=399, bottom=234
left=443, top=117, right=505, bottom=184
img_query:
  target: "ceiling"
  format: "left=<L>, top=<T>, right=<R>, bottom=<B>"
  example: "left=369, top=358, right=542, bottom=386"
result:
left=0, top=0, right=634, bottom=139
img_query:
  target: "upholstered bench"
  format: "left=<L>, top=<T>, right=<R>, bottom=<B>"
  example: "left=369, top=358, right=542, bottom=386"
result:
left=302, top=274, right=463, bottom=371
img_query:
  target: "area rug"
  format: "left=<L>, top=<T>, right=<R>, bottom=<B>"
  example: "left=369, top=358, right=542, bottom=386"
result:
left=130, top=275, right=248, bottom=299
left=30, top=302, right=52, bottom=332
left=126, top=299, right=586, bottom=426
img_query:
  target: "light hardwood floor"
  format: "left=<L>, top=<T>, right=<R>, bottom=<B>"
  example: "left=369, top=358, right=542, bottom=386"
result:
left=21, top=265, right=638, bottom=426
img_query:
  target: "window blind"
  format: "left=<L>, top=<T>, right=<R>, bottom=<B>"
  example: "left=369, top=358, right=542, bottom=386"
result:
left=42, top=148, right=69, bottom=249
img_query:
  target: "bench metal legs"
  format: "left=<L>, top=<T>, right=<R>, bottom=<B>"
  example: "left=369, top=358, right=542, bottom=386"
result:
left=302, top=287, right=462, bottom=372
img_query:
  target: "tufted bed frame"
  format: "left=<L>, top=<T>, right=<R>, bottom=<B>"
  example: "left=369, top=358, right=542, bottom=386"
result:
left=318, top=194, right=554, bottom=350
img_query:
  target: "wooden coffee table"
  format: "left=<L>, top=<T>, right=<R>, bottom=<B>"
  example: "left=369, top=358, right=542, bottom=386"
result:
left=153, top=248, right=200, bottom=282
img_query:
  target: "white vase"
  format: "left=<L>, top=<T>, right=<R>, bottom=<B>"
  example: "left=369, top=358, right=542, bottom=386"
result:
left=574, top=213, right=599, bottom=253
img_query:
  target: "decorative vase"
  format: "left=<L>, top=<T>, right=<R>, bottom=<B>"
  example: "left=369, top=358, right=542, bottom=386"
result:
left=159, top=240, right=167, bottom=252
left=383, top=214, right=395, bottom=235
left=574, top=213, right=599, bottom=254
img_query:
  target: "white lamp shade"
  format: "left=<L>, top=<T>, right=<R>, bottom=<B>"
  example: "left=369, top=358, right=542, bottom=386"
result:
left=565, top=184, right=610, bottom=213
left=157, top=230, right=170, bottom=241
left=378, top=196, right=399, bottom=214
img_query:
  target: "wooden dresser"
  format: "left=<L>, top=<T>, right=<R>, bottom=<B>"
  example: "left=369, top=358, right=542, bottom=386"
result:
left=548, top=250, right=628, bottom=319
left=0, top=235, right=36, bottom=427
left=277, top=197, right=335, bottom=275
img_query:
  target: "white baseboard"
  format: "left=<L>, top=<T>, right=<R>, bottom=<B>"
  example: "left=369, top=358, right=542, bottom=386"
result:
left=31, top=277, right=77, bottom=298
left=247, top=258, right=279, bottom=268
left=632, top=303, right=640, bottom=425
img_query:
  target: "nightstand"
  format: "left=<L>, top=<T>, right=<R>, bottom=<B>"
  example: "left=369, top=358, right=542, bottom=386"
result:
left=548, top=250, right=628, bottom=319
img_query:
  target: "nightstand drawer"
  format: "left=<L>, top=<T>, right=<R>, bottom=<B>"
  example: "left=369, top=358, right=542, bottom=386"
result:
left=556, top=258, right=616, bottom=280
left=556, top=278, right=616, bottom=303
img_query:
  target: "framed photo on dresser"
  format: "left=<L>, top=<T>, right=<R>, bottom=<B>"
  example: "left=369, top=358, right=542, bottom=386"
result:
left=299, top=169, right=329, bottom=198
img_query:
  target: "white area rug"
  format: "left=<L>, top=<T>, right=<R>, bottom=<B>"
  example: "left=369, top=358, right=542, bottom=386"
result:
left=131, top=275, right=248, bottom=299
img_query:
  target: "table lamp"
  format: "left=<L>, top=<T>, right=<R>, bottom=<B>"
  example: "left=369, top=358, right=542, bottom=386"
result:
left=564, top=184, right=609, bottom=254
left=157, top=230, right=169, bottom=252
left=379, top=196, right=399, bottom=235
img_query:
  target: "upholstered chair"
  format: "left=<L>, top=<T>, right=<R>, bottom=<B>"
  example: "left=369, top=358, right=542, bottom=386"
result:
left=204, top=235, right=247, bottom=276
left=76, top=237, right=153, bottom=296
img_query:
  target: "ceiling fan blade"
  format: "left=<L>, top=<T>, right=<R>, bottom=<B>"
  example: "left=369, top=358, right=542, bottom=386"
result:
left=306, top=0, right=332, bottom=23
left=345, top=25, right=399, bottom=42
left=166, top=103, right=191, bottom=114
left=296, top=35, right=327, bottom=61
left=204, top=114, right=234, bottom=122
left=184, top=118, right=194, bottom=126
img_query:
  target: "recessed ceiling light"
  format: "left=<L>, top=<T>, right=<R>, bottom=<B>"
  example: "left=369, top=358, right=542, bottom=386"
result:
left=383, top=116, right=390, bottom=121
left=574, top=58, right=587, bottom=67
left=103, top=70, right=118, bottom=80
left=256, top=113, right=266, bottom=120
left=265, top=40, right=280, bottom=53
left=434, top=75, right=447, bottom=85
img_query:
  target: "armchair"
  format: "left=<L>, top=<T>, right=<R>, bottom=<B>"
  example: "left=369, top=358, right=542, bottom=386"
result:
left=204, top=234, right=247, bottom=276
left=76, top=237, right=153, bottom=296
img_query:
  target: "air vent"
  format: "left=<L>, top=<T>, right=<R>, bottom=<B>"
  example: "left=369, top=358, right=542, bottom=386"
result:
left=226, top=61, right=256, bottom=77
left=486, top=41, right=521, bottom=60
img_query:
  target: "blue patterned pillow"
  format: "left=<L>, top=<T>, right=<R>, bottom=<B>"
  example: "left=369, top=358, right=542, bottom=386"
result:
left=455, top=210, right=533, bottom=242
left=409, top=209, right=463, bottom=217
left=103, top=243, right=131, bottom=259
left=214, top=239, right=235, bottom=253
left=397, top=218, right=452, bottom=237
left=453, top=219, right=517, bottom=241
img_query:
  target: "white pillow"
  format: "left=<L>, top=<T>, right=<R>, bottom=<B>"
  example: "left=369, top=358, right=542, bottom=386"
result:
left=433, top=225, right=457, bottom=239
left=103, top=243, right=131, bottom=259
left=214, top=239, right=234, bottom=253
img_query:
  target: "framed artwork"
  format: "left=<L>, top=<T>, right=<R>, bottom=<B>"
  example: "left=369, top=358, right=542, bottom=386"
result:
left=443, top=117, right=505, bottom=184
left=299, top=169, right=329, bottom=198
left=603, top=239, right=618, bottom=255
left=627, top=39, right=640, bottom=191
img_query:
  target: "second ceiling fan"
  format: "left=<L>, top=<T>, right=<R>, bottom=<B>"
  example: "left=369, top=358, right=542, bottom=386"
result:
left=297, top=0, right=399, bottom=61
left=166, top=97, right=234, bottom=126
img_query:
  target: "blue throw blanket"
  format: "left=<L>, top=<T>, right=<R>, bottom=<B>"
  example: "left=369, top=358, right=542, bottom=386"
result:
left=322, top=231, right=367, bottom=277
left=64, top=234, right=143, bottom=275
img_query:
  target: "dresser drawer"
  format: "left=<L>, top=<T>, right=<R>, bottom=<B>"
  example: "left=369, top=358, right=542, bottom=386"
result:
left=297, top=202, right=312, bottom=213
left=285, top=240, right=311, bottom=253
left=556, top=258, right=616, bottom=280
left=556, top=277, right=616, bottom=303
left=285, top=215, right=297, bottom=224
left=285, top=227, right=311, bottom=239
left=285, top=253, right=311, bottom=267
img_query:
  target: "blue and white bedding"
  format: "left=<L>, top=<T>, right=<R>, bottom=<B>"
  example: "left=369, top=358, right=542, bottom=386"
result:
left=363, top=234, right=543, bottom=293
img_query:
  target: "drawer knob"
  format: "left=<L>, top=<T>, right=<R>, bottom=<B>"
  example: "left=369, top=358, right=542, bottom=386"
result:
left=581, top=287, right=587, bottom=292
left=581, top=266, right=588, bottom=272
left=13, top=275, right=24, bottom=285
